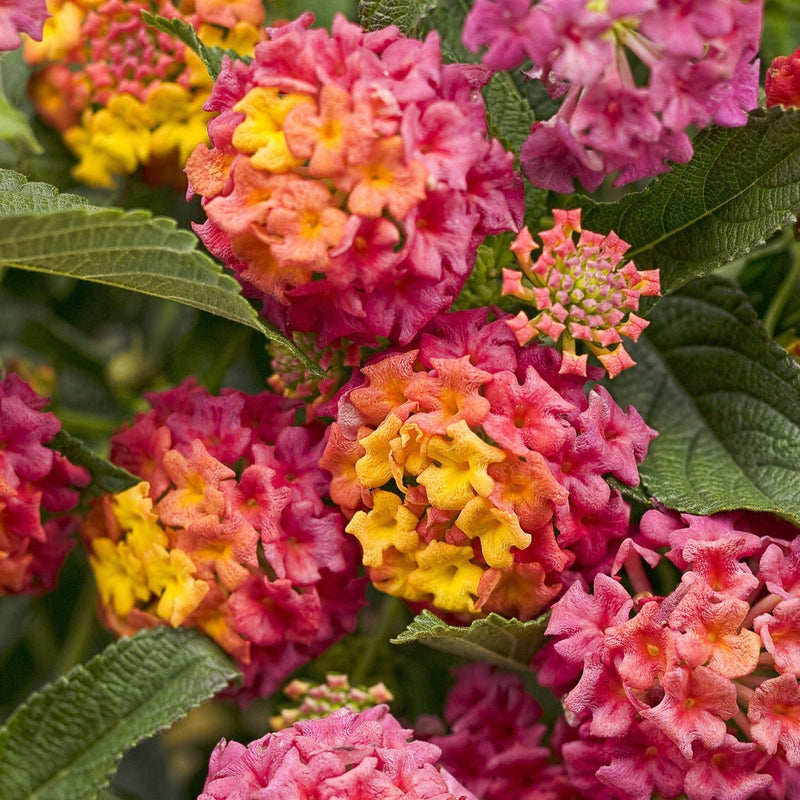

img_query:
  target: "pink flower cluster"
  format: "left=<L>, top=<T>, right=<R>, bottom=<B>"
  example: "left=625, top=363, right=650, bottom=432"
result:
left=82, top=379, right=366, bottom=701
left=504, top=209, right=660, bottom=377
left=536, top=509, right=800, bottom=799
left=320, top=309, right=656, bottom=621
left=186, top=13, right=523, bottom=347
left=423, top=663, right=573, bottom=799
left=0, top=372, right=89, bottom=595
left=0, top=0, right=47, bottom=50
left=463, top=0, right=762, bottom=190
left=198, top=705, right=478, bottom=800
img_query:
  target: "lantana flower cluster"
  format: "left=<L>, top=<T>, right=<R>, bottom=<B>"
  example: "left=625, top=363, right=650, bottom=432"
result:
left=536, top=509, right=800, bottom=799
left=81, top=379, right=366, bottom=700
left=185, top=13, right=524, bottom=347
left=320, top=309, right=656, bottom=621
left=0, top=371, right=90, bottom=595
left=0, top=0, right=47, bottom=51
left=198, top=705, right=478, bottom=800
left=23, top=0, right=269, bottom=187
left=463, top=0, right=762, bottom=190
left=504, top=209, right=661, bottom=377
left=271, top=673, right=394, bottom=730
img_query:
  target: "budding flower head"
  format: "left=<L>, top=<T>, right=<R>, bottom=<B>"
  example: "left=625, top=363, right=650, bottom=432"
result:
left=270, top=673, right=395, bottom=730
left=503, top=209, right=660, bottom=377
left=82, top=379, right=366, bottom=702
left=186, top=13, right=523, bottom=348
left=23, top=0, right=268, bottom=187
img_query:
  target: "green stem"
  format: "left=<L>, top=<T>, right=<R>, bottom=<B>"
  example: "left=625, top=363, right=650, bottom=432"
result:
left=52, top=573, right=99, bottom=676
left=351, top=595, right=407, bottom=686
left=763, top=239, right=800, bottom=338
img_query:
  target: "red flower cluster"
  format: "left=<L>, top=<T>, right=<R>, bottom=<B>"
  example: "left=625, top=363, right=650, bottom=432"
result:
left=0, top=372, right=90, bottom=595
left=82, top=379, right=366, bottom=701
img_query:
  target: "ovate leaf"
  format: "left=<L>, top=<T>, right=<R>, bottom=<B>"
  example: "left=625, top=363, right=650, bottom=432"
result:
left=0, top=627, right=239, bottom=800
left=392, top=610, right=548, bottom=671
left=358, top=0, right=439, bottom=32
left=0, top=170, right=320, bottom=375
left=605, top=277, right=800, bottom=525
left=578, top=108, right=800, bottom=295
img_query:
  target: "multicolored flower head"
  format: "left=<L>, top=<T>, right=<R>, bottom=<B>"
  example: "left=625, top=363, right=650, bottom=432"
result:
left=0, top=371, right=90, bottom=594
left=536, top=508, right=800, bottom=799
left=0, top=0, right=47, bottom=50
left=504, top=209, right=660, bottom=377
left=82, top=379, right=366, bottom=701
left=198, top=704, right=478, bottom=800
left=271, top=673, right=394, bottom=730
left=185, top=13, right=524, bottom=347
left=320, top=309, right=656, bottom=621
left=23, top=0, right=268, bottom=187
left=766, top=47, right=800, bottom=108
left=463, top=0, right=762, bottom=190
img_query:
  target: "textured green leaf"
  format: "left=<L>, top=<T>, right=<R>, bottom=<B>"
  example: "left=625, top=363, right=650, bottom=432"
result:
left=358, top=0, right=438, bottom=32
left=577, top=109, right=800, bottom=295
left=392, top=610, right=548, bottom=671
left=605, top=277, right=800, bottom=525
left=0, top=628, right=238, bottom=800
left=0, top=170, right=321, bottom=375
left=49, top=430, right=139, bottom=498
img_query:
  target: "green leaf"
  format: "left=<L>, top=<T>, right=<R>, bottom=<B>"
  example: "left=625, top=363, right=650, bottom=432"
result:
left=577, top=108, right=800, bottom=296
left=0, top=627, right=239, bottom=800
left=391, top=610, right=548, bottom=671
left=140, top=12, right=243, bottom=81
left=49, top=430, right=139, bottom=498
left=606, top=277, right=800, bottom=525
left=358, top=0, right=438, bottom=32
left=0, top=170, right=321, bottom=376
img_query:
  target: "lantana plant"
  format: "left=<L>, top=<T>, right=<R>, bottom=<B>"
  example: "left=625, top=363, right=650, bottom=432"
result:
left=3, top=1, right=800, bottom=800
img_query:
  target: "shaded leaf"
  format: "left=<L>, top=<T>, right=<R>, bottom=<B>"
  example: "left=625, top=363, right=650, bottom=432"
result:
left=50, top=430, right=139, bottom=498
left=577, top=109, right=800, bottom=295
left=392, top=610, right=548, bottom=671
left=0, top=627, right=238, bottom=800
left=606, top=277, right=800, bottom=525
left=0, top=170, right=321, bottom=375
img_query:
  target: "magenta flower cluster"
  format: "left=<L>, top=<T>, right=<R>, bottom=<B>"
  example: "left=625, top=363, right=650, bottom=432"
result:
left=0, top=0, right=47, bottom=51
left=535, top=509, right=800, bottom=799
left=187, top=13, right=523, bottom=347
left=0, top=372, right=90, bottom=595
left=463, top=0, right=763, bottom=190
left=198, top=705, right=478, bottom=800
